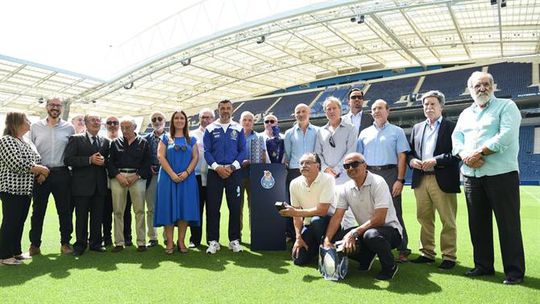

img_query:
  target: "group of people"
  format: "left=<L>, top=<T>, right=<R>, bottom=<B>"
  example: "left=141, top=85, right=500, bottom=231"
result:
left=0, top=71, right=525, bottom=285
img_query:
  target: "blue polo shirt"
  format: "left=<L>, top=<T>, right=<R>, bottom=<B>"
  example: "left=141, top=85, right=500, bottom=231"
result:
left=357, top=122, right=410, bottom=166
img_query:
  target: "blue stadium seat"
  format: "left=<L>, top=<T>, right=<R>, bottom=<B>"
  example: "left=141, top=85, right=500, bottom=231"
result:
left=488, top=62, right=538, bottom=99
left=419, top=67, right=479, bottom=102
left=270, top=90, right=322, bottom=121
left=365, top=77, right=419, bottom=108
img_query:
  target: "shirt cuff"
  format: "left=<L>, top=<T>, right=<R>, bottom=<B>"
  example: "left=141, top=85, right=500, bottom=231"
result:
left=232, top=161, right=240, bottom=170
left=211, top=162, right=219, bottom=170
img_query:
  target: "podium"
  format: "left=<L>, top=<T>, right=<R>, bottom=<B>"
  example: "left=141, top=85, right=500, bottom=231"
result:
left=249, top=163, right=287, bottom=251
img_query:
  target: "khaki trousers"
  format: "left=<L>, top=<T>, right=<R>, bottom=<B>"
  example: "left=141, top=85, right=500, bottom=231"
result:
left=111, top=174, right=147, bottom=246
left=414, top=175, right=457, bottom=261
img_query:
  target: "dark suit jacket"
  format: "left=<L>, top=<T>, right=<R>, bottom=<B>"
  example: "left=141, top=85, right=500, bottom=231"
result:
left=64, top=133, right=110, bottom=196
left=407, top=117, right=460, bottom=193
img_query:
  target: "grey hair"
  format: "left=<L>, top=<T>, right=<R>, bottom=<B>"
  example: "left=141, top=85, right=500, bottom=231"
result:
left=199, top=108, right=215, bottom=118
left=421, top=90, right=446, bottom=106
left=240, top=111, right=254, bottom=120
left=467, top=71, right=494, bottom=89
left=323, top=96, right=342, bottom=111
left=120, top=116, right=137, bottom=128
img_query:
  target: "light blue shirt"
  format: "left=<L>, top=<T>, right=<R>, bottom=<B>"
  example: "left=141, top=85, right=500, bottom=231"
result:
left=421, top=116, right=442, bottom=164
left=284, top=123, right=318, bottom=169
left=244, top=130, right=266, bottom=163
left=452, top=97, right=521, bottom=177
left=30, top=118, right=75, bottom=167
left=357, top=122, right=410, bottom=166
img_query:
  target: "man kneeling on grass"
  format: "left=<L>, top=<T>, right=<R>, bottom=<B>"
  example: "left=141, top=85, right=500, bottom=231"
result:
left=323, top=152, right=403, bottom=280
left=279, top=152, right=334, bottom=266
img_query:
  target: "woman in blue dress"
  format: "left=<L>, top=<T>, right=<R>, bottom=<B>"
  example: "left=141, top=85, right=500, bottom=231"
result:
left=155, top=110, right=200, bottom=254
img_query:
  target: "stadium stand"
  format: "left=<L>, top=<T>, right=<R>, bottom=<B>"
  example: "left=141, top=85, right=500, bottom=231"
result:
left=419, top=67, right=479, bottom=102
left=488, top=62, right=538, bottom=99
left=518, top=126, right=540, bottom=185
left=269, top=90, right=322, bottom=121
left=231, top=97, right=278, bottom=122
left=364, top=77, right=419, bottom=108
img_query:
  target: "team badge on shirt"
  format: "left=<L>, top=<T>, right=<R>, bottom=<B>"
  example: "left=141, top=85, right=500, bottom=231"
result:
left=230, top=129, right=238, bottom=140
left=260, top=170, right=275, bottom=189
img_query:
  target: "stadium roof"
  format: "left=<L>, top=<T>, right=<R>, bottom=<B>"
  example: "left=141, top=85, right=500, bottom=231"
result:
left=1, top=0, right=539, bottom=118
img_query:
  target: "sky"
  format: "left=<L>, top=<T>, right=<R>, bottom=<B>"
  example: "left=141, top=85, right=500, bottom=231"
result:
left=0, top=0, right=322, bottom=81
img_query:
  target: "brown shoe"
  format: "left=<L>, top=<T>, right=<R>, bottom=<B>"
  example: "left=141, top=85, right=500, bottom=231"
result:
left=29, top=245, right=41, bottom=256
left=111, top=246, right=124, bottom=253
left=60, top=244, right=73, bottom=254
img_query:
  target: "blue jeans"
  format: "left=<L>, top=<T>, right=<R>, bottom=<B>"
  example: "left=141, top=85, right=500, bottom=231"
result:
left=293, top=215, right=330, bottom=266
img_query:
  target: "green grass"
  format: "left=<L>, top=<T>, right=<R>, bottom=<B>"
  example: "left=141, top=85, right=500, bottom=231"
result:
left=1, top=187, right=539, bottom=303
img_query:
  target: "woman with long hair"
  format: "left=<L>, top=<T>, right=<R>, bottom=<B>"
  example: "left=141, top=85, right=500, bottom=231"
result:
left=154, top=110, right=200, bottom=254
left=0, top=112, right=49, bottom=265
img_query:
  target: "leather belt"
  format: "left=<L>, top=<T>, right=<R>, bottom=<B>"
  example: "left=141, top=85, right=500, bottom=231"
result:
left=48, top=166, right=68, bottom=172
left=367, top=164, right=396, bottom=171
left=422, top=171, right=436, bottom=175
left=118, top=168, right=137, bottom=173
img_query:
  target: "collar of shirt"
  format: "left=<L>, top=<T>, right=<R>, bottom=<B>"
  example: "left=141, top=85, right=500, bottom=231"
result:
left=349, top=111, right=363, bottom=119
left=424, top=116, right=443, bottom=128
left=40, top=118, right=63, bottom=127
left=373, top=121, right=389, bottom=131
left=292, top=123, right=314, bottom=132
left=471, top=97, right=494, bottom=112
left=323, top=119, right=347, bottom=130
left=300, top=171, right=323, bottom=187
left=85, top=131, right=98, bottom=141
left=349, top=171, right=373, bottom=191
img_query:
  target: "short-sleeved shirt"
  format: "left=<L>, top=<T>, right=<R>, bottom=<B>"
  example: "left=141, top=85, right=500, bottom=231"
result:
left=336, top=171, right=403, bottom=236
left=357, top=122, right=410, bottom=166
left=30, top=118, right=74, bottom=167
left=289, top=172, right=335, bottom=225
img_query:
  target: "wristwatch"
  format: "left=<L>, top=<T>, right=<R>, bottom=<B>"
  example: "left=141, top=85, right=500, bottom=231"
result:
left=228, top=165, right=236, bottom=171
left=397, top=178, right=405, bottom=184
left=352, top=230, right=359, bottom=239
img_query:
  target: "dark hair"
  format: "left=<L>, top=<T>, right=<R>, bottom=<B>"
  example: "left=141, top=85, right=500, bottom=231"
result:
left=3, top=111, right=27, bottom=137
left=348, top=88, right=364, bottom=99
left=303, top=152, right=322, bottom=171
left=169, top=110, right=191, bottom=145
left=218, top=99, right=232, bottom=108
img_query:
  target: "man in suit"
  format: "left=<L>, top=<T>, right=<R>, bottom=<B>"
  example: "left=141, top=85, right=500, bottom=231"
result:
left=341, top=88, right=374, bottom=137
left=407, top=91, right=461, bottom=269
left=64, top=113, right=110, bottom=256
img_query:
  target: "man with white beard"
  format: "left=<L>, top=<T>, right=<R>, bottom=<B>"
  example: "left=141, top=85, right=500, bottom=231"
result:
left=452, top=71, right=524, bottom=285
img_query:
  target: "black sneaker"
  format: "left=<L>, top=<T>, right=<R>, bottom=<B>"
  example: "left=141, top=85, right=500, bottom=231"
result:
left=438, top=260, right=456, bottom=270
left=148, top=240, right=158, bottom=247
left=376, top=264, right=398, bottom=280
left=411, top=256, right=435, bottom=264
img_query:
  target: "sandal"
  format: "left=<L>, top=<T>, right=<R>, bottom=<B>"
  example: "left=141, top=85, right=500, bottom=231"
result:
left=177, top=243, right=188, bottom=254
left=165, top=247, right=174, bottom=255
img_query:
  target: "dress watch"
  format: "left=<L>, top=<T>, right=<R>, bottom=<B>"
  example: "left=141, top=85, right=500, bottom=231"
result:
left=397, top=178, right=405, bottom=184
left=352, top=230, right=359, bottom=239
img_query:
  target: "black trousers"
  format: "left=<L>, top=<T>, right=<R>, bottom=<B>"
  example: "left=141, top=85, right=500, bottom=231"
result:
left=29, top=169, right=73, bottom=246
left=293, top=216, right=329, bottom=265
left=370, top=167, right=410, bottom=254
left=206, top=170, right=241, bottom=243
left=189, top=175, right=206, bottom=246
left=334, top=226, right=401, bottom=271
left=73, top=194, right=105, bottom=251
left=0, top=193, right=31, bottom=259
left=102, top=189, right=132, bottom=244
left=464, top=171, right=525, bottom=279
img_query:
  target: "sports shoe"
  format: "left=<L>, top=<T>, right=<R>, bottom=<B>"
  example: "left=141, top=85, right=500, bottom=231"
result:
left=206, top=241, right=221, bottom=254
left=358, top=256, right=376, bottom=272
left=228, top=240, right=243, bottom=253
left=376, top=264, right=398, bottom=280
left=61, top=244, right=74, bottom=254
left=14, top=252, right=32, bottom=260
left=1, top=257, right=22, bottom=266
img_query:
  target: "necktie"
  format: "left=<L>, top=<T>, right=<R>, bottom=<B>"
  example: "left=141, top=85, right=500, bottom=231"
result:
left=92, top=136, right=99, bottom=151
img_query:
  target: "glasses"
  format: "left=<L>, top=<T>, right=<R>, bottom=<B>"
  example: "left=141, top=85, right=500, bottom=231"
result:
left=343, top=160, right=365, bottom=170
left=152, top=117, right=164, bottom=123
left=329, top=135, right=336, bottom=148
left=47, top=104, right=62, bottom=108
left=350, top=95, right=363, bottom=100
left=200, top=115, right=212, bottom=119
left=106, top=121, right=119, bottom=126
left=174, top=144, right=187, bottom=152
left=264, top=120, right=276, bottom=124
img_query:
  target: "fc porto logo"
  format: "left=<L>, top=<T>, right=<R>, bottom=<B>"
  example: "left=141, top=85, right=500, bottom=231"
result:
left=230, top=129, right=238, bottom=140
left=260, top=170, right=275, bottom=189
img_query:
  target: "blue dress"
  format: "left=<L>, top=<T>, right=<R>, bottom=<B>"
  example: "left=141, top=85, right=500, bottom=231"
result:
left=154, top=134, right=200, bottom=227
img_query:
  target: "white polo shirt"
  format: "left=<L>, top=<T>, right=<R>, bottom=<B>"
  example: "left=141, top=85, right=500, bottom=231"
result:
left=336, top=171, right=403, bottom=236
left=290, top=172, right=334, bottom=225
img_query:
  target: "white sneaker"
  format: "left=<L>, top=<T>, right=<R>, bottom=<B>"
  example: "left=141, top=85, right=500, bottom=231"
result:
left=1, top=257, right=22, bottom=266
left=228, top=240, right=243, bottom=253
left=206, top=241, right=221, bottom=254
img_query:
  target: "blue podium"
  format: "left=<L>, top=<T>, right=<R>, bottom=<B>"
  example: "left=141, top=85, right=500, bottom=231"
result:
left=249, top=163, right=287, bottom=251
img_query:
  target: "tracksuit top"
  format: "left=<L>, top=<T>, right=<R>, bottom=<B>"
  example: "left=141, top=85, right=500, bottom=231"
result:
left=203, top=121, right=246, bottom=168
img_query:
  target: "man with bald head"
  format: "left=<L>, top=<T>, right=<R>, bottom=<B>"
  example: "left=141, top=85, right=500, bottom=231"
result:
left=452, top=71, right=524, bottom=284
left=64, top=113, right=110, bottom=255
left=28, top=97, right=75, bottom=256
left=357, top=99, right=410, bottom=262
left=323, top=152, right=403, bottom=280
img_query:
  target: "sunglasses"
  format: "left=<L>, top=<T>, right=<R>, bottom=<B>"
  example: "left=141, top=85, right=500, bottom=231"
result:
left=350, top=95, right=363, bottom=100
left=106, top=121, right=119, bottom=126
left=329, top=135, right=336, bottom=148
left=174, top=144, right=187, bottom=152
left=264, top=120, right=276, bottom=124
left=152, top=117, right=164, bottom=123
left=343, top=160, right=365, bottom=170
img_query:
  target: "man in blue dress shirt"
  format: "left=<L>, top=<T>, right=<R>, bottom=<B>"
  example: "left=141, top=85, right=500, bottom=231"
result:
left=357, top=99, right=411, bottom=262
left=452, top=71, right=525, bottom=285
left=204, top=99, right=246, bottom=254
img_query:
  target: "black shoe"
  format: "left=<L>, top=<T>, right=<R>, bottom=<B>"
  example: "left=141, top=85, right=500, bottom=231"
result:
left=411, top=256, right=435, bottom=264
left=72, top=250, right=84, bottom=257
left=125, top=240, right=133, bottom=247
left=438, top=260, right=456, bottom=270
left=358, top=256, right=376, bottom=272
left=188, top=242, right=198, bottom=249
left=137, top=245, right=147, bottom=252
left=465, top=268, right=495, bottom=277
left=89, top=246, right=107, bottom=253
left=103, top=239, right=113, bottom=247
left=376, top=264, right=398, bottom=280
left=503, top=277, right=523, bottom=285
left=111, top=246, right=124, bottom=253
left=148, top=240, right=158, bottom=247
